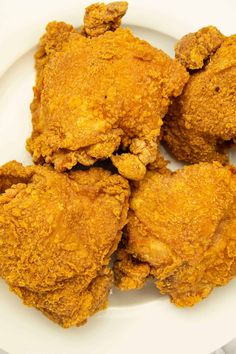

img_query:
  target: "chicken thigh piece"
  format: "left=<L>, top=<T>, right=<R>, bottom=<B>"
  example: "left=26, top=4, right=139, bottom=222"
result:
left=0, top=161, right=129, bottom=327
left=26, top=1, right=188, bottom=180
left=162, top=27, right=236, bottom=164
left=114, top=163, right=236, bottom=306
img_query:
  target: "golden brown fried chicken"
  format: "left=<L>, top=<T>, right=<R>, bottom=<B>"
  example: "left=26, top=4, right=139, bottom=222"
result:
left=26, top=1, right=188, bottom=181
left=162, top=27, right=236, bottom=164
left=175, top=26, right=224, bottom=70
left=114, top=163, right=236, bottom=306
left=0, top=161, right=129, bottom=327
left=82, top=1, right=128, bottom=37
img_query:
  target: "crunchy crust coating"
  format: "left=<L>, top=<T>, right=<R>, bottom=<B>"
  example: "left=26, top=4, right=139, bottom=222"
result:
left=114, top=248, right=150, bottom=290
left=163, top=27, right=236, bottom=164
left=26, top=2, right=188, bottom=180
left=175, top=26, right=224, bottom=70
left=82, top=1, right=128, bottom=37
left=114, top=163, right=236, bottom=306
left=0, top=161, right=129, bottom=327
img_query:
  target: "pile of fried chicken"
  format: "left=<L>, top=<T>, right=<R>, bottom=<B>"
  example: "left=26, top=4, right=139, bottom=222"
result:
left=0, top=1, right=236, bottom=328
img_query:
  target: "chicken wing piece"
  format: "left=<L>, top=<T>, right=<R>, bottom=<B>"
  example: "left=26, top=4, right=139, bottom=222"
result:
left=114, top=163, right=236, bottom=306
left=162, top=27, right=236, bottom=164
left=26, top=1, right=188, bottom=181
left=0, top=161, right=129, bottom=327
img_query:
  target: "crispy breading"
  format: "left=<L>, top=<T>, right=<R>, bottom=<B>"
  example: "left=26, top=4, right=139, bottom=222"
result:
left=0, top=161, right=129, bottom=327
left=175, top=26, right=224, bottom=70
left=26, top=2, right=188, bottom=180
left=114, top=163, right=236, bottom=306
left=82, top=1, right=128, bottom=37
left=163, top=27, right=236, bottom=164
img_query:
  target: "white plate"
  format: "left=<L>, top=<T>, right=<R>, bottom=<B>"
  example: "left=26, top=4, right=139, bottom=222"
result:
left=0, top=1, right=236, bottom=354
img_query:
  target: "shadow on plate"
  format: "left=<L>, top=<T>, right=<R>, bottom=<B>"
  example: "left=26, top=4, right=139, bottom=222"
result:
left=110, top=280, right=162, bottom=308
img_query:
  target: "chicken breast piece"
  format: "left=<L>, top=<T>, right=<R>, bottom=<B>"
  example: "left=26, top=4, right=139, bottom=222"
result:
left=162, top=27, right=236, bottom=164
left=114, top=163, right=236, bottom=306
left=0, top=161, right=129, bottom=327
left=26, top=1, right=188, bottom=180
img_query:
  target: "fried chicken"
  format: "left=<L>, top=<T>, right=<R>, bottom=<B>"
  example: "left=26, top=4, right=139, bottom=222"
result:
left=162, top=26, right=236, bottom=164
left=0, top=161, right=129, bottom=327
left=82, top=1, right=128, bottom=37
left=114, top=163, right=236, bottom=306
left=26, top=1, right=188, bottom=181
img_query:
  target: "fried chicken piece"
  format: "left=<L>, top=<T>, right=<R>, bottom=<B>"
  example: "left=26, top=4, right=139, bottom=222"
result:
left=114, top=163, right=236, bottom=306
left=82, top=1, right=128, bottom=37
left=0, top=161, right=129, bottom=327
left=162, top=27, right=236, bottom=164
left=175, top=26, right=224, bottom=70
left=26, top=2, right=188, bottom=181
left=115, top=248, right=151, bottom=290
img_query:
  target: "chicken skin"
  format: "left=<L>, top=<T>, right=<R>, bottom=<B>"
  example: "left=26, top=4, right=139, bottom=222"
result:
left=26, top=1, right=188, bottom=180
left=0, top=161, right=129, bottom=327
left=162, top=27, right=236, bottom=164
left=114, top=163, right=236, bottom=306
